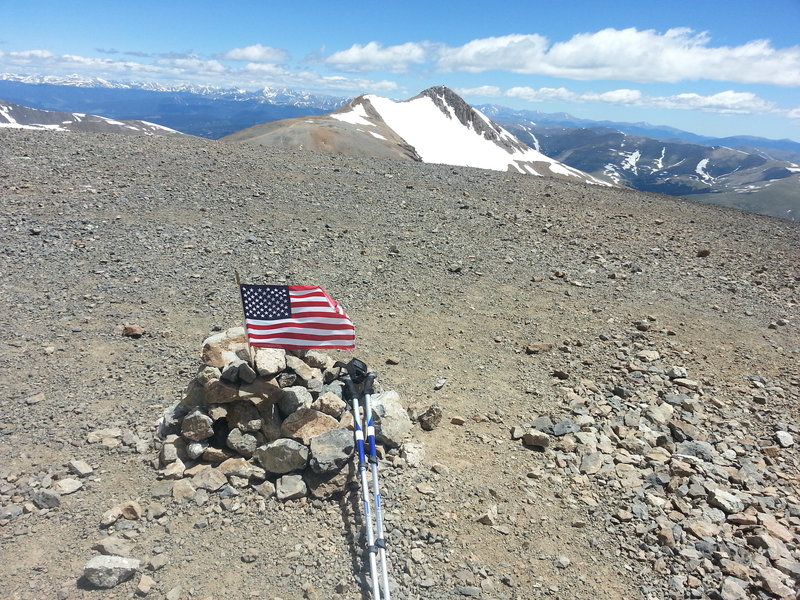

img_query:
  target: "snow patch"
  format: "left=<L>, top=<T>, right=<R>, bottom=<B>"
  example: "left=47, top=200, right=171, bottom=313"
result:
left=655, top=147, right=666, bottom=170
left=621, top=150, right=641, bottom=174
left=365, top=94, right=609, bottom=186
left=695, top=159, right=714, bottom=183
left=331, top=103, right=371, bottom=126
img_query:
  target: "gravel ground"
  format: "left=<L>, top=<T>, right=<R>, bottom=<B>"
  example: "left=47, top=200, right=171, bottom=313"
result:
left=0, top=129, right=798, bottom=600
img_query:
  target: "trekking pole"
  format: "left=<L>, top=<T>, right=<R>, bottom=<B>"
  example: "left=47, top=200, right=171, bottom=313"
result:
left=337, top=365, right=382, bottom=599
left=362, top=371, right=391, bottom=600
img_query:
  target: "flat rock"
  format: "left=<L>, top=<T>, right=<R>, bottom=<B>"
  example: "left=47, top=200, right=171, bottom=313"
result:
left=83, top=555, right=140, bottom=589
left=281, top=408, right=338, bottom=445
left=254, top=438, right=309, bottom=474
left=92, top=536, right=135, bottom=557
left=275, top=474, right=307, bottom=501
left=190, top=467, right=227, bottom=491
left=52, top=478, right=83, bottom=495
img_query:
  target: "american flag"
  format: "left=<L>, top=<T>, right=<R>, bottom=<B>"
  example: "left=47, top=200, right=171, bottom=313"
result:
left=239, top=284, right=355, bottom=350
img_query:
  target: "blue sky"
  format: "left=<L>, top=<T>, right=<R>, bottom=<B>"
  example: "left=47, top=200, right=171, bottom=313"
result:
left=1, top=0, right=799, bottom=141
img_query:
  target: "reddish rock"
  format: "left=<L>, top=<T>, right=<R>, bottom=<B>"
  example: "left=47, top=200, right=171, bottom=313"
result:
left=281, top=409, right=338, bottom=445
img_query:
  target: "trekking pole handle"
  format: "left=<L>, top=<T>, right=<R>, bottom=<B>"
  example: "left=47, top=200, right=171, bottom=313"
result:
left=364, top=372, right=377, bottom=396
left=339, top=374, right=358, bottom=403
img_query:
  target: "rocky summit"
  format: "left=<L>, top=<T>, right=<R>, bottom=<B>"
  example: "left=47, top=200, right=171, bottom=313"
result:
left=0, top=128, right=798, bottom=600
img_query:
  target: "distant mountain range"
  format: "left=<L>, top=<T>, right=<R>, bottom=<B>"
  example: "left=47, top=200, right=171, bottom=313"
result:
left=224, top=86, right=609, bottom=186
left=1, top=73, right=797, bottom=220
left=0, top=99, right=183, bottom=136
left=0, top=73, right=344, bottom=139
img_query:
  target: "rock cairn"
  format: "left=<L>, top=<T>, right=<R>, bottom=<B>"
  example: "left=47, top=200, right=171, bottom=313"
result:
left=513, top=340, right=799, bottom=600
left=156, top=327, right=414, bottom=503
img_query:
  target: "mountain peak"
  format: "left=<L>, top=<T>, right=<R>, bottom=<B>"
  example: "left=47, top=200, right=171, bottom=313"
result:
left=227, top=88, right=611, bottom=186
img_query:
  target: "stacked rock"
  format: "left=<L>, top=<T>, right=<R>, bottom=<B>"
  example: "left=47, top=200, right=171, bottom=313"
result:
left=156, top=327, right=412, bottom=502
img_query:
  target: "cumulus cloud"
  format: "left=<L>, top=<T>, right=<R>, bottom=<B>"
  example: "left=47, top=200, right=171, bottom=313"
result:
left=222, top=43, right=288, bottom=63
left=438, top=34, right=548, bottom=73
left=156, top=56, right=226, bottom=73
left=472, top=84, right=782, bottom=116
left=437, top=28, right=800, bottom=86
left=655, top=90, right=776, bottom=114
left=788, top=107, right=800, bottom=119
left=324, top=41, right=430, bottom=72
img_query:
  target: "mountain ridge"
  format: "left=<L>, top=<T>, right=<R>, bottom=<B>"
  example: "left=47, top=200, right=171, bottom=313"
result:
left=225, top=86, right=611, bottom=186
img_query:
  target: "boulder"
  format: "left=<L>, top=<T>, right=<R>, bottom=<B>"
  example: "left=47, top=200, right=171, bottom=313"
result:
left=181, top=409, right=214, bottom=441
left=254, top=347, right=287, bottom=377
left=201, top=327, right=248, bottom=368
left=276, top=474, right=307, bottom=502
left=226, top=428, right=258, bottom=458
left=254, top=439, right=309, bottom=474
left=83, top=555, right=140, bottom=589
left=309, top=428, right=354, bottom=473
left=278, top=386, right=314, bottom=417
left=370, top=390, right=412, bottom=448
left=281, top=409, right=338, bottom=445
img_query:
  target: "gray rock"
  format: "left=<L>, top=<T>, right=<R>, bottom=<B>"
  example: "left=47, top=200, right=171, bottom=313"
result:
left=676, top=440, right=716, bottom=462
left=278, top=386, right=313, bottom=417
left=220, top=359, right=244, bottom=383
left=226, top=428, right=258, bottom=458
left=237, top=360, right=257, bottom=383
left=553, top=420, right=579, bottom=436
left=579, top=452, right=603, bottom=474
left=775, top=431, right=794, bottom=447
left=309, top=428, right=354, bottom=473
left=370, top=390, right=413, bottom=448
left=68, top=459, right=94, bottom=477
left=32, top=489, right=61, bottom=509
left=92, top=536, right=134, bottom=557
left=181, top=408, right=214, bottom=442
left=254, top=439, right=309, bottom=474
left=418, top=405, right=444, bottom=431
left=522, top=429, right=550, bottom=449
left=276, top=474, right=307, bottom=501
left=709, top=489, right=746, bottom=514
left=52, top=478, right=82, bottom=495
left=83, top=555, right=140, bottom=589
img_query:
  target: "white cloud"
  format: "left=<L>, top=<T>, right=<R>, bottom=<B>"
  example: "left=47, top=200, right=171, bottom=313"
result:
left=438, top=34, right=548, bottom=73
left=457, top=85, right=502, bottom=96
left=157, top=56, right=226, bottom=74
left=655, top=90, right=776, bottom=114
left=222, top=44, right=288, bottom=63
left=495, top=85, right=782, bottom=116
left=788, top=107, right=800, bottom=119
left=324, top=41, right=429, bottom=72
left=8, top=49, right=56, bottom=60
left=243, top=62, right=287, bottom=75
left=505, top=86, right=578, bottom=103
left=436, top=28, right=800, bottom=86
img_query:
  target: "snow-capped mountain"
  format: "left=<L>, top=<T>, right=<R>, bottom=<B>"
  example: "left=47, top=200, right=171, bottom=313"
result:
left=0, top=73, right=345, bottom=108
left=224, top=86, right=610, bottom=185
left=0, top=100, right=184, bottom=136
left=495, top=120, right=800, bottom=220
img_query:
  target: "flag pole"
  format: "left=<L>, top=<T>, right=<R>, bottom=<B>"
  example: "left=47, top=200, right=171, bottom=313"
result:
left=234, top=270, right=255, bottom=368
